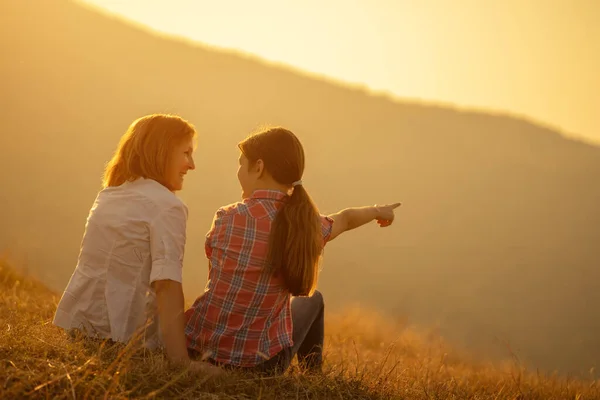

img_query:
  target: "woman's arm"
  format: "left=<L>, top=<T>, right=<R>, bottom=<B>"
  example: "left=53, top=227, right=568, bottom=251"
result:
left=328, top=202, right=400, bottom=241
left=153, top=280, right=222, bottom=377
left=153, top=279, right=190, bottom=364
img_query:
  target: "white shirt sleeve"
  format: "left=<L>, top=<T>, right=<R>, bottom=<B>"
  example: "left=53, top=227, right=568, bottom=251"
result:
left=149, top=203, right=188, bottom=284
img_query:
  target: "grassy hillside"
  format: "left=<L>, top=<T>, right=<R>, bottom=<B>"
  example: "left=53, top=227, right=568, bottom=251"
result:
left=1, top=0, right=599, bottom=375
left=1, top=259, right=598, bottom=399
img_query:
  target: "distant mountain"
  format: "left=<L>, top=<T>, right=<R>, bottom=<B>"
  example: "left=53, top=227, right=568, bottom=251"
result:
left=2, top=0, right=599, bottom=375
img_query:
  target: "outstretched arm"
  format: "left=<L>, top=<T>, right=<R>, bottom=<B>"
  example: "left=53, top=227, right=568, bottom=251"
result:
left=327, top=202, right=401, bottom=241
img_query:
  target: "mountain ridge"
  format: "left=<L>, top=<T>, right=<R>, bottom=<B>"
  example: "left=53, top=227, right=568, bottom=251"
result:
left=72, top=0, right=600, bottom=147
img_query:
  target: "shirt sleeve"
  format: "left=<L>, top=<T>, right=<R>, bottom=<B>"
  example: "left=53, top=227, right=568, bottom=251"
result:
left=149, top=203, right=188, bottom=284
left=205, top=207, right=226, bottom=260
left=320, top=214, right=334, bottom=246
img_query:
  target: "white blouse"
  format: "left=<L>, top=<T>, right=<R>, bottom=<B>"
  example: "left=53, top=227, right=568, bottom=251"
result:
left=53, top=178, right=188, bottom=348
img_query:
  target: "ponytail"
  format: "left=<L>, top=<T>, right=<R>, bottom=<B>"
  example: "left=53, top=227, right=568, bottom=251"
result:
left=238, top=126, right=322, bottom=296
left=266, top=184, right=322, bottom=296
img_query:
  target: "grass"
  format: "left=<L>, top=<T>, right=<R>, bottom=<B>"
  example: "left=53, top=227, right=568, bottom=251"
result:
left=1, top=259, right=598, bottom=399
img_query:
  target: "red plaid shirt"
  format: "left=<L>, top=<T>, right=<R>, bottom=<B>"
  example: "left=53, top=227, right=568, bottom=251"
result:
left=184, top=190, right=334, bottom=367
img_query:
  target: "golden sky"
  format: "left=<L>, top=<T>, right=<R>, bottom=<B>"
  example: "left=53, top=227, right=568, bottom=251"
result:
left=80, top=0, right=600, bottom=145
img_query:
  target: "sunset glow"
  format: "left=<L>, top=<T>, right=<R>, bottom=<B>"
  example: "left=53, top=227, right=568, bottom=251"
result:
left=80, top=0, right=600, bottom=144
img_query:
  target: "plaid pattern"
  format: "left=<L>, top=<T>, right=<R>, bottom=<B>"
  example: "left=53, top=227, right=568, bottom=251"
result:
left=185, top=190, right=334, bottom=367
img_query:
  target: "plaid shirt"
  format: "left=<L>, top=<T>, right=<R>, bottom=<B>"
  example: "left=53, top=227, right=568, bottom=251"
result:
left=184, top=190, right=334, bottom=367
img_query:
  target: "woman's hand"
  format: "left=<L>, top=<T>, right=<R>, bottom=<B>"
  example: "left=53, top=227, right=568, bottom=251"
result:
left=375, top=203, right=401, bottom=227
left=188, top=360, right=224, bottom=377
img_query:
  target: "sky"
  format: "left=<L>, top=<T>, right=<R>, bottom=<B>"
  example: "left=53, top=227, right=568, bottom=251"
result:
left=80, top=0, right=600, bottom=145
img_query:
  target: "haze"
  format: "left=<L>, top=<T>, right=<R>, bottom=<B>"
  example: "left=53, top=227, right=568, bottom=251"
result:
left=81, top=0, right=600, bottom=144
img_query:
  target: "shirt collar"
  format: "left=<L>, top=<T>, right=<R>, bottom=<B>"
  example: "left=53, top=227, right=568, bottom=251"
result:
left=250, top=189, right=288, bottom=201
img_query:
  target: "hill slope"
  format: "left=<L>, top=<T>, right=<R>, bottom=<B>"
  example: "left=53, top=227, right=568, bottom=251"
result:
left=1, top=0, right=599, bottom=375
left=2, top=260, right=599, bottom=399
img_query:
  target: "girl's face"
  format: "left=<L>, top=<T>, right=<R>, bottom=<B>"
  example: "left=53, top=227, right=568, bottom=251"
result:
left=236, top=152, right=263, bottom=199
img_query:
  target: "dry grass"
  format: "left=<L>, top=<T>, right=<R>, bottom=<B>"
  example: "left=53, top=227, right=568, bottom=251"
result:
left=1, top=259, right=598, bottom=399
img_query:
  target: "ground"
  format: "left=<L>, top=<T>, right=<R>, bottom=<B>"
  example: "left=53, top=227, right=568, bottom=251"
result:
left=0, top=259, right=597, bottom=399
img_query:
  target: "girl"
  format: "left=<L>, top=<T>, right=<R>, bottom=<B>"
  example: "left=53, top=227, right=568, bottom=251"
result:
left=185, top=127, right=400, bottom=374
left=54, top=114, right=201, bottom=366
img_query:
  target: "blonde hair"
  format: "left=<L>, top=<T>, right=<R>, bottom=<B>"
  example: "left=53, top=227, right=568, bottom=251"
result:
left=103, top=114, right=196, bottom=189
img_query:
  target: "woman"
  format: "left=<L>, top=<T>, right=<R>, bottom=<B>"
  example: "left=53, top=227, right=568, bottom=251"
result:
left=54, top=114, right=199, bottom=365
left=185, top=127, right=400, bottom=374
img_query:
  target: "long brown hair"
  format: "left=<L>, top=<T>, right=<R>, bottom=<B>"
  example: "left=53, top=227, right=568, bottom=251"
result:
left=238, top=127, right=322, bottom=296
left=103, top=114, right=196, bottom=189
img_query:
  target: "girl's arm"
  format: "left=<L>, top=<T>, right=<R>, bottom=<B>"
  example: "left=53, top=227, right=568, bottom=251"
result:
left=328, top=202, right=400, bottom=241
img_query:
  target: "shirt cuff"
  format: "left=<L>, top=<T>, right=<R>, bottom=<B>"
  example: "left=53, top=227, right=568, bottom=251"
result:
left=150, top=259, right=183, bottom=284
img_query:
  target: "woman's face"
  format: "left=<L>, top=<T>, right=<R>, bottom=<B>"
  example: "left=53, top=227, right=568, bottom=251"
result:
left=166, top=137, right=195, bottom=191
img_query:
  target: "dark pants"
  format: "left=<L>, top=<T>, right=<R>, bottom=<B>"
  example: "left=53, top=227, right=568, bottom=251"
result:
left=195, top=290, right=325, bottom=376
left=289, top=289, right=325, bottom=371
left=258, top=289, right=325, bottom=375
